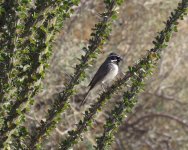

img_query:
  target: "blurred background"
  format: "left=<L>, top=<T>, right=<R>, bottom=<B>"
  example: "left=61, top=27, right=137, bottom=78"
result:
left=25, top=0, right=188, bottom=149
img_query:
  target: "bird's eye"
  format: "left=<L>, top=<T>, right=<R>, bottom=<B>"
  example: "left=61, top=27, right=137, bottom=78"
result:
left=111, top=56, right=116, bottom=60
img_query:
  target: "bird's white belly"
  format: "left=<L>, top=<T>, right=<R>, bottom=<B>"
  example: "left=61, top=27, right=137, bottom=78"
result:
left=102, top=63, right=118, bottom=84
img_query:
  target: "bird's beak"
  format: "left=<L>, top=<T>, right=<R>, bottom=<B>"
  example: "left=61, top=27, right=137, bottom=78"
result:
left=119, top=57, right=123, bottom=61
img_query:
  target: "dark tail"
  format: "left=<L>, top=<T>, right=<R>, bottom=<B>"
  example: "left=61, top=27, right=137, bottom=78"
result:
left=80, top=88, right=91, bottom=106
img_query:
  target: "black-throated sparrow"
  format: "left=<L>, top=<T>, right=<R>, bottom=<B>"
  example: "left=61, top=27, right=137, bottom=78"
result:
left=80, top=52, right=122, bottom=106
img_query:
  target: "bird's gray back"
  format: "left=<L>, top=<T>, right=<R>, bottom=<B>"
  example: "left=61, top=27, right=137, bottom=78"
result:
left=88, top=60, right=111, bottom=90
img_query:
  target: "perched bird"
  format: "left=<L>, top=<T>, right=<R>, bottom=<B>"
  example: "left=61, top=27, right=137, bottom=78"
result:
left=80, top=52, right=122, bottom=106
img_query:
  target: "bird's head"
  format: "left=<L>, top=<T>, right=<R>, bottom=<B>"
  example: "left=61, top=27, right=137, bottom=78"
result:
left=108, top=52, right=123, bottom=65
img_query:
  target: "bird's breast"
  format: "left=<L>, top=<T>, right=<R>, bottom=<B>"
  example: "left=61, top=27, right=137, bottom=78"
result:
left=102, top=63, right=119, bottom=83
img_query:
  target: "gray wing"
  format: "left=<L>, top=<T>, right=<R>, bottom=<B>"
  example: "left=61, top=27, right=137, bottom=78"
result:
left=88, top=61, right=110, bottom=90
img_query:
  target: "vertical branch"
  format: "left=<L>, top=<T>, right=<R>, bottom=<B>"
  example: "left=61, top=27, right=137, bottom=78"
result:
left=0, top=0, right=18, bottom=103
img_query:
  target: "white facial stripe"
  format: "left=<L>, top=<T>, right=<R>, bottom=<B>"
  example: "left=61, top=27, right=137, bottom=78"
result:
left=111, top=59, right=117, bottom=62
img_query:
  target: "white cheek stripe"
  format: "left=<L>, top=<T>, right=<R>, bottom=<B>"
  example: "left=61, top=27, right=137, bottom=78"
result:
left=111, top=60, right=117, bottom=62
